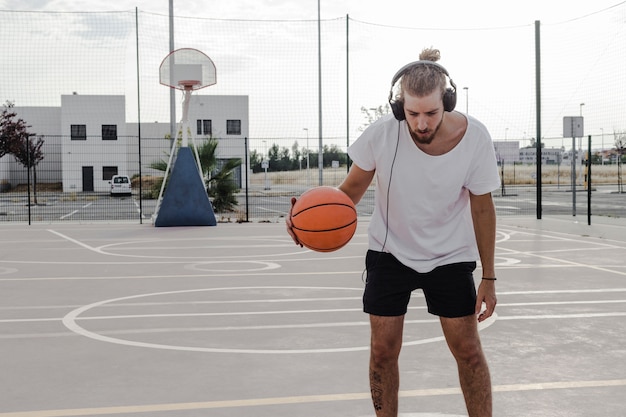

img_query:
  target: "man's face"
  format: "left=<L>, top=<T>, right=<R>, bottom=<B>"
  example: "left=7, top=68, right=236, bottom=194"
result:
left=403, top=90, right=444, bottom=145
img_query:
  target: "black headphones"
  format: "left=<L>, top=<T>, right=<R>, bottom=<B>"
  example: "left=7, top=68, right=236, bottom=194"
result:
left=388, top=60, right=457, bottom=121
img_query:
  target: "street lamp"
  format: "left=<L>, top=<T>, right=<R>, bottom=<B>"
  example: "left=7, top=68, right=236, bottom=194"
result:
left=303, top=128, right=310, bottom=186
left=463, top=87, right=469, bottom=114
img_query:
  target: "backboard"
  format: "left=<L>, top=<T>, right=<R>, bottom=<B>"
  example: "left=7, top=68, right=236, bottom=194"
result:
left=159, top=48, right=217, bottom=90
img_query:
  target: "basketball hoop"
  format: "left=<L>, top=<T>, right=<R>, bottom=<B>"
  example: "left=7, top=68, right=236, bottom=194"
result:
left=178, top=80, right=202, bottom=90
left=158, top=48, right=217, bottom=147
left=154, top=48, right=217, bottom=223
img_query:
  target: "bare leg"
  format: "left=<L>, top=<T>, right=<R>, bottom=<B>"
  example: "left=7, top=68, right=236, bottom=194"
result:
left=440, top=315, right=492, bottom=417
left=369, top=314, right=404, bottom=417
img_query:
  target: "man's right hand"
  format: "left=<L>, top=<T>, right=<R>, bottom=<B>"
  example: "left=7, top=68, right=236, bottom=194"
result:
left=286, top=197, right=303, bottom=247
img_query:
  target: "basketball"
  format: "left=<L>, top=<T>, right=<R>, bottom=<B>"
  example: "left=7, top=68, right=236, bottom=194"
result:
left=290, top=186, right=357, bottom=252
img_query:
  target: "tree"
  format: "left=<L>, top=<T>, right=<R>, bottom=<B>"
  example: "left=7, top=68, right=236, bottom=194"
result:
left=149, top=137, right=242, bottom=212
left=196, top=138, right=241, bottom=212
left=13, top=135, right=45, bottom=204
left=358, top=104, right=391, bottom=132
left=1, top=102, right=30, bottom=159
left=249, top=149, right=262, bottom=173
left=1, top=102, right=43, bottom=202
left=323, top=144, right=347, bottom=166
left=291, top=141, right=302, bottom=168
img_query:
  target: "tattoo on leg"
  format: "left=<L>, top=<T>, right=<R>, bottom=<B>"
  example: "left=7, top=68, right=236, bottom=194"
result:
left=370, top=368, right=384, bottom=411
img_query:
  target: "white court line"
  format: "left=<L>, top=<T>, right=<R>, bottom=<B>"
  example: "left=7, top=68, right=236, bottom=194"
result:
left=4, top=310, right=626, bottom=341
left=4, top=287, right=626, bottom=309
left=53, top=282, right=623, bottom=354
left=3, top=289, right=626, bottom=323
left=496, top=243, right=626, bottom=276
left=132, top=201, right=147, bottom=218
left=45, top=229, right=303, bottom=258
left=501, top=288, right=626, bottom=294
left=5, top=309, right=626, bottom=328
left=498, top=225, right=626, bottom=248
left=46, top=229, right=100, bottom=253
left=0, top=270, right=363, bottom=281
left=0, top=296, right=362, bottom=311
left=497, top=312, right=626, bottom=320
left=0, top=379, right=624, bottom=417
left=58, top=202, right=93, bottom=220
left=37, top=298, right=626, bottom=323
left=59, top=286, right=496, bottom=354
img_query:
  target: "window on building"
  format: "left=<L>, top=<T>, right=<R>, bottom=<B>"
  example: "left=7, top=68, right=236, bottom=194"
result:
left=102, top=125, right=118, bottom=141
left=103, top=166, right=118, bottom=181
left=197, top=119, right=212, bottom=136
left=71, top=124, right=87, bottom=140
left=226, top=119, right=241, bottom=135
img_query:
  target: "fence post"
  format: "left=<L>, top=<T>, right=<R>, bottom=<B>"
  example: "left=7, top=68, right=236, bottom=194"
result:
left=587, top=135, right=591, bottom=225
left=244, top=136, right=249, bottom=222
left=535, top=20, right=542, bottom=220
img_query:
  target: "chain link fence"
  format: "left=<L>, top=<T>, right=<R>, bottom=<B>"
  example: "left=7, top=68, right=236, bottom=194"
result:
left=1, top=7, right=625, bottom=223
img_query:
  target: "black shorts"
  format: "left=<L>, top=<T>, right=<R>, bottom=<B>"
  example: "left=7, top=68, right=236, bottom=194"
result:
left=363, top=250, right=477, bottom=318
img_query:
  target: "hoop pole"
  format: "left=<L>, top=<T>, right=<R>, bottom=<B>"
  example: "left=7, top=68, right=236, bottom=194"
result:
left=180, top=87, right=204, bottom=181
left=181, top=88, right=192, bottom=147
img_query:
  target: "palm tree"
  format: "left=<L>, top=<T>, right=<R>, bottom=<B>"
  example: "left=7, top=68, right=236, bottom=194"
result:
left=195, top=138, right=241, bottom=212
left=149, top=137, right=242, bottom=212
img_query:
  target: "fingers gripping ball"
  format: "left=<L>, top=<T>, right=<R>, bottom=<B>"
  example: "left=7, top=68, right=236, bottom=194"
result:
left=291, top=186, right=357, bottom=252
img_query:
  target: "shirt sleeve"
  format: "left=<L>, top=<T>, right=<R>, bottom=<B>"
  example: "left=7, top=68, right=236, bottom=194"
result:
left=348, top=115, right=398, bottom=172
left=348, top=128, right=376, bottom=171
left=465, top=121, right=501, bottom=195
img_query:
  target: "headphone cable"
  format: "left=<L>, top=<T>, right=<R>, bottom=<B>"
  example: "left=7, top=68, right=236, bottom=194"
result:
left=362, top=120, right=401, bottom=283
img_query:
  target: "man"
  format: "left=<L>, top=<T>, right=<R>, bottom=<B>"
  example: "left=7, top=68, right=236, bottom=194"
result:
left=287, top=47, right=500, bottom=417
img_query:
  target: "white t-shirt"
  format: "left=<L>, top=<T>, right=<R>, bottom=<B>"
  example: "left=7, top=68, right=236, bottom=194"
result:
left=348, top=113, right=501, bottom=273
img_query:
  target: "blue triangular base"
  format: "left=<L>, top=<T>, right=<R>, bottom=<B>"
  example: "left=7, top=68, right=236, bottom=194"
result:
left=154, top=147, right=217, bottom=227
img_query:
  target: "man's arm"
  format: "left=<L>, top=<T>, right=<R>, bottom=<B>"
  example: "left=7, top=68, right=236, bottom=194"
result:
left=469, top=191, right=497, bottom=322
left=338, top=163, right=375, bottom=205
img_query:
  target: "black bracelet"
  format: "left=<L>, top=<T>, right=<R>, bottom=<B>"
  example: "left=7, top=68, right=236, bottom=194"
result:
left=482, top=277, right=497, bottom=281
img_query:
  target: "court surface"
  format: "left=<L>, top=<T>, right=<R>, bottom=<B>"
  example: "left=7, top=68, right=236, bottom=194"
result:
left=1, top=215, right=625, bottom=417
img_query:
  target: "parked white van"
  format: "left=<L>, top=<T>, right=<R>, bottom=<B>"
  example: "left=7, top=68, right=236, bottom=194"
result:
left=109, top=175, right=132, bottom=196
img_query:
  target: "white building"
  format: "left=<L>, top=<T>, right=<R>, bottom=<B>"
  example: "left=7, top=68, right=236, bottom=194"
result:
left=2, top=94, right=249, bottom=192
left=493, top=141, right=520, bottom=164
left=519, top=147, right=564, bottom=165
left=61, top=95, right=128, bottom=192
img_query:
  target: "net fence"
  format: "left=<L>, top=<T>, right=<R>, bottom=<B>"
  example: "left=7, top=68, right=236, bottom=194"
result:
left=1, top=6, right=625, bottom=223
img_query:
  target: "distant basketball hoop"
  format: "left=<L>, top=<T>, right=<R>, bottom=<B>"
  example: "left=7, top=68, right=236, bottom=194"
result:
left=153, top=48, right=218, bottom=226
left=158, top=47, right=217, bottom=149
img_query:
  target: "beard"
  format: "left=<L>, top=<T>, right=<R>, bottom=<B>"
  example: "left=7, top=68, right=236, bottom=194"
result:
left=409, top=114, right=444, bottom=145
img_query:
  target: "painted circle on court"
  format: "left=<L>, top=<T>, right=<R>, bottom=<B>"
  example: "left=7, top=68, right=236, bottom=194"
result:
left=496, top=230, right=511, bottom=243
left=95, top=237, right=306, bottom=259
left=494, top=256, right=521, bottom=266
left=185, top=260, right=281, bottom=273
left=62, top=286, right=496, bottom=354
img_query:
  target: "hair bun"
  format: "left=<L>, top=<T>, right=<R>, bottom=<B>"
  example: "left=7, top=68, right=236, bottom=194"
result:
left=418, top=47, right=441, bottom=62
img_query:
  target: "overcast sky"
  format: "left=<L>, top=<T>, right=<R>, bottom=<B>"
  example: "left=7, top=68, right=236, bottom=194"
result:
left=2, top=0, right=622, bottom=26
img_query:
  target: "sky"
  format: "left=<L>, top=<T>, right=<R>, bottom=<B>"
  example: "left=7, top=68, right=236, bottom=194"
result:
left=2, top=1, right=625, bottom=151
left=2, top=0, right=621, bottom=26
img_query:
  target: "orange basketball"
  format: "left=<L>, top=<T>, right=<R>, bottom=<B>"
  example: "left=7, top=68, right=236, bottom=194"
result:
left=290, top=186, right=357, bottom=252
